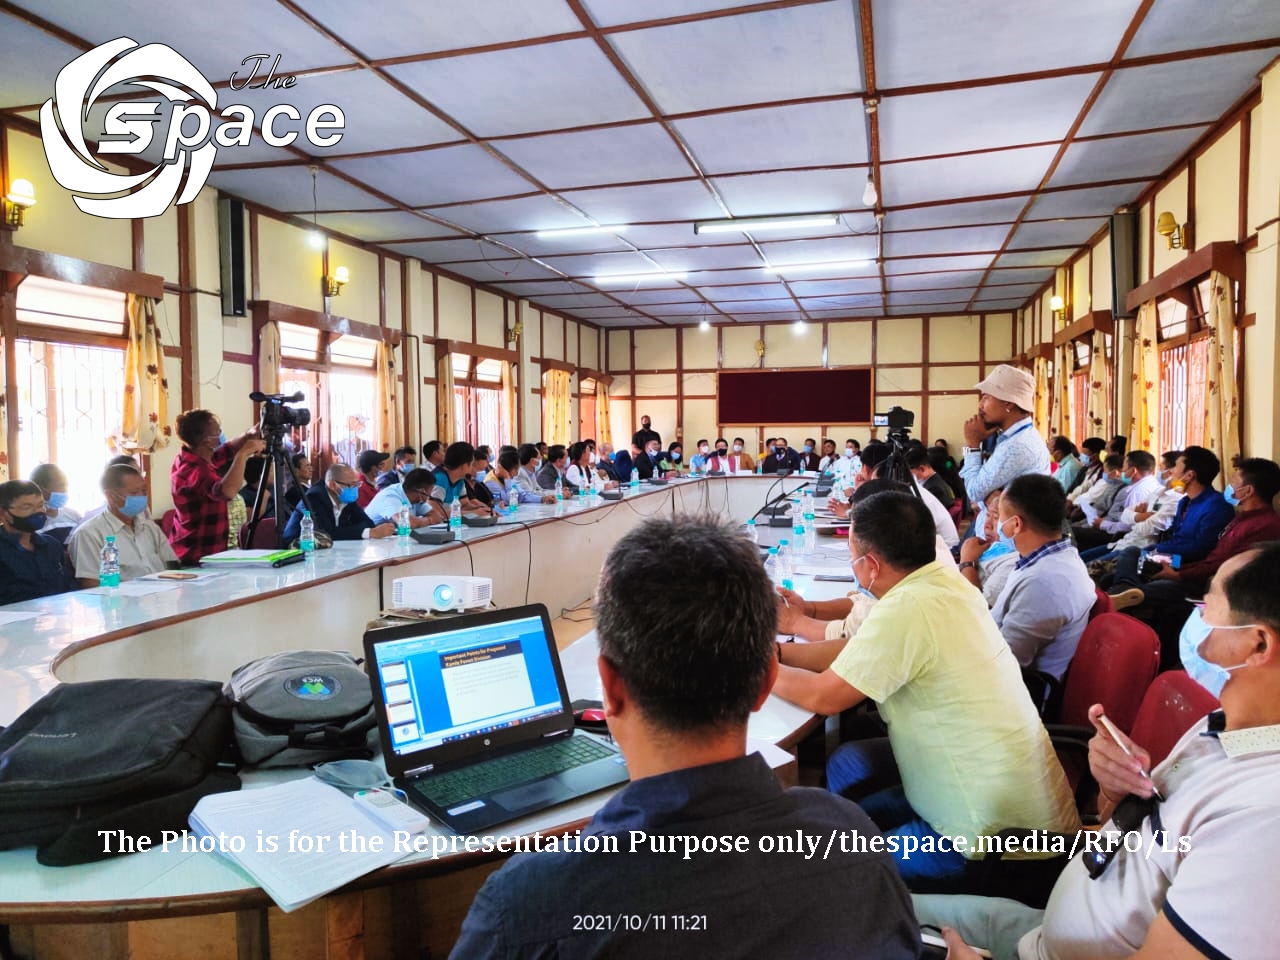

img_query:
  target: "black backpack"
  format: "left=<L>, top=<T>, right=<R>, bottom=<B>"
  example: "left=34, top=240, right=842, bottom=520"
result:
left=0, top=678, right=239, bottom=866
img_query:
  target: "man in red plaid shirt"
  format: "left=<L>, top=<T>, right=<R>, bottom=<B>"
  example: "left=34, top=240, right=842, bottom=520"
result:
left=169, top=410, right=265, bottom=565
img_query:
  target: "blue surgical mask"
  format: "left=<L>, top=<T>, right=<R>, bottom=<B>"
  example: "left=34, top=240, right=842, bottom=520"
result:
left=399, top=462, right=414, bottom=474
left=982, top=539, right=1016, bottom=561
left=1179, top=607, right=1254, bottom=698
left=338, top=485, right=360, bottom=504
left=1223, top=484, right=1239, bottom=506
left=1120, top=474, right=1133, bottom=486
left=671, top=451, right=681, bottom=461
left=1105, top=475, right=1124, bottom=486
left=803, top=444, right=813, bottom=453
left=120, top=495, right=149, bottom=517
left=218, top=431, right=227, bottom=446
left=46, top=491, right=69, bottom=510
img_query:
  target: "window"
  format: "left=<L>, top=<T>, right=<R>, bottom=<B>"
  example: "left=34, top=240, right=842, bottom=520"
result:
left=278, top=329, right=380, bottom=468
left=1154, top=280, right=1233, bottom=452
left=13, top=277, right=127, bottom=511
left=1066, top=334, right=1113, bottom=439
left=579, top=377, right=597, bottom=441
left=450, top=354, right=509, bottom=450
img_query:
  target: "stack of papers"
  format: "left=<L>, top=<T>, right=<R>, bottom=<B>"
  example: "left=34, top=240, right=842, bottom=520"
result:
left=189, top=778, right=403, bottom=912
left=199, top=548, right=304, bottom=568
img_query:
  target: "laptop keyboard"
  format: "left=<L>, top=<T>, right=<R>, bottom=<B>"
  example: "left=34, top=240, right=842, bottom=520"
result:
left=414, top=736, right=616, bottom=809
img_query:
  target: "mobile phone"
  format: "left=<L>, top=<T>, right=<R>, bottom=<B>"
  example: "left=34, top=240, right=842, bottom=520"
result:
left=919, top=931, right=991, bottom=959
left=813, top=574, right=856, bottom=582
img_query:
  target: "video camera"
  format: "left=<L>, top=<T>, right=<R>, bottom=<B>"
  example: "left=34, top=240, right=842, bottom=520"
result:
left=873, top=405, right=914, bottom=445
left=250, top=391, right=311, bottom=434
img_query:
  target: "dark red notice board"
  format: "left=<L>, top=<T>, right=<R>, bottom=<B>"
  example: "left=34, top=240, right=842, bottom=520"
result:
left=717, top=369, right=873, bottom=425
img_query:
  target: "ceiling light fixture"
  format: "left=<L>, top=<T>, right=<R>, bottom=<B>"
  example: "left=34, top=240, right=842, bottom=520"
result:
left=861, top=175, right=878, bottom=208
left=325, top=265, right=349, bottom=298
left=535, top=225, right=625, bottom=239
left=593, top=271, right=687, bottom=284
left=763, top=259, right=870, bottom=275
left=699, top=319, right=711, bottom=332
left=694, top=213, right=839, bottom=235
left=793, top=320, right=807, bottom=333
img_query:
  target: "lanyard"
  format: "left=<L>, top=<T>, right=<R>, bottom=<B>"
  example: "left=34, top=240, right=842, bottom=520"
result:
left=998, top=420, right=1034, bottom=444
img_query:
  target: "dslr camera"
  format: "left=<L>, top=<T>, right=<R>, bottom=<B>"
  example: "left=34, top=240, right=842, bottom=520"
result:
left=873, top=405, right=915, bottom=445
left=250, top=391, right=311, bottom=434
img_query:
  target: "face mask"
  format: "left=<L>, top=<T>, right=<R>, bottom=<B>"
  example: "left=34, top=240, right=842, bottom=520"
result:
left=843, top=448, right=854, bottom=459
left=850, top=555, right=876, bottom=600
left=218, top=431, right=227, bottom=446
left=1223, top=484, right=1239, bottom=506
left=1169, top=478, right=1186, bottom=494
left=1105, top=474, right=1124, bottom=486
left=983, top=539, right=1016, bottom=561
left=474, top=469, right=487, bottom=483
left=997, top=517, right=1018, bottom=551
left=733, top=444, right=743, bottom=453
left=120, top=494, right=149, bottom=517
left=1179, top=608, right=1254, bottom=698
left=46, top=491, right=69, bottom=510
left=399, top=462, right=414, bottom=474
left=649, top=449, right=659, bottom=459
left=1120, top=474, right=1133, bottom=486
left=589, top=452, right=598, bottom=465
left=671, top=451, right=681, bottom=461
left=532, top=459, right=541, bottom=472
left=803, top=444, right=813, bottom=454
left=774, top=446, right=786, bottom=455
left=715, top=448, right=728, bottom=458
left=698, top=446, right=708, bottom=454
left=338, top=485, right=360, bottom=504
left=8, top=512, right=47, bottom=533
left=313, top=759, right=396, bottom=793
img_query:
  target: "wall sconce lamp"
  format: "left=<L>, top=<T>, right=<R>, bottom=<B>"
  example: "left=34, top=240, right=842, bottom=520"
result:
left=324, top=265, right=349, bottom=297
left=506, top=318, right=523, bottom=344
left=1049, top=294, right=1066, bottom=322
left=3, top=179, right=36, bottom=229
left=1156, top=211, right=1188, bottom=250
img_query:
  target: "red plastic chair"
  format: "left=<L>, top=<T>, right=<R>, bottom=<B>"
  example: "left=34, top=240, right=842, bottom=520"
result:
left=1059, top=613, right=1161, bottom=733
left=238, top=517, right=279, bottom=549
left=1089, top=586, right=1113, bottom=621
left=1128, top=670, right=1220, bottom=768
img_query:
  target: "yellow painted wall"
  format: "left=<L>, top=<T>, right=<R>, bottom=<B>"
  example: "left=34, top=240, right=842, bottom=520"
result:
left=1071, top=256, right=1091, bottom=318
left=328, top=239, right=379, bottom=327
left=1090, top=237, right=1112, bottom=313
left=763, top=321, right=820, bottom=365
left=436, top=277, right=471, bottom=341
left=1194, top=127, right=1241, bottom=246
left=876, top=317, right=921, bottom=364
left=828, top=320, right=874, bottom=366
left=721, top=326, right=763, bottom=368
left=257, top=216, right=323, bottom=311
left=475, top=290, right=504, bottom=347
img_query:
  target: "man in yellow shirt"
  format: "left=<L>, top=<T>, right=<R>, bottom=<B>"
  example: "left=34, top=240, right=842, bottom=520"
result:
left=773, top=490, right=1079, bottom=884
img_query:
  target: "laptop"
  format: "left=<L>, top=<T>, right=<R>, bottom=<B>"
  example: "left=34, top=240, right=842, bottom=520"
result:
left=363, top=604, right=628, bottom=834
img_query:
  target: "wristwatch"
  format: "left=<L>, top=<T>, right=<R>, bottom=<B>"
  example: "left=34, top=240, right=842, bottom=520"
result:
left=958, top=560, right=977, bottom=571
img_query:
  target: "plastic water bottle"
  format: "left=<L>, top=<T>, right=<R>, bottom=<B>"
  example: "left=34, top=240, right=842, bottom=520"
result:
left=756, top=461, right=763, bottom=475
left=803, top=510, right=816, bottom=557
left=99, top=536, right=120, bottom=588
left=764, top=546, right=781, bottom=584
left=396, top=504, right=411, bottom=542
left=449, top=500, right=462, bottom=530
left=801, top=491, right=814, bottom=517
left=630, top=468, right=639, bottom=489
left=777, top=539, right=794, bottom=591
left=555, top=478, right=564, bottom=502
left=745, top=517, right=759, bottom=544
left=300, top=510, right=316, bottom=557
left=508, top=492, right=519, bottom=517
left=792, top=520, right=807, bottom=558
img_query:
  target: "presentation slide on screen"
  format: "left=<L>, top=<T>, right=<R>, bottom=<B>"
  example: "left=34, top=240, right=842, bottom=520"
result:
left=381, top=662, right=408, bottom=684
left=440, top=641, right=535, bottom=726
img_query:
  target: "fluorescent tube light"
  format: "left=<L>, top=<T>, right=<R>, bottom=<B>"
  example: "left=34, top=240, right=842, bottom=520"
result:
left=593, top=271, right=687, bottom=284
left=762, top=259, right=870, bottom=275
left=694, top=214, right=839, bottom=235
left=535, top=225, right=626, bottom=239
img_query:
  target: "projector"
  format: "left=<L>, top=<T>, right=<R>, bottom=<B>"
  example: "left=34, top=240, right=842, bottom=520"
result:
left=391, top=575, right=492, bottom=613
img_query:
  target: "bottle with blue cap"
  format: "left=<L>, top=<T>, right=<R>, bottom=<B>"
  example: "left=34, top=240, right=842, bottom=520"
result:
left=745, top=517, right=758, bottom=544
left=777, top=538, right=794, bottom=591
left=764, top=546, right=780, bottom=584
left=300, top=511, right=315, bottom=556
left=99, top=536, right=120, bottom=588
left=449, top=500, right=462, bottom=530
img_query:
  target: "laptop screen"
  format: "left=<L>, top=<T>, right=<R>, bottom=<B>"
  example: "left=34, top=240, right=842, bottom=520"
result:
left=369, top=612, right=566, bottom=758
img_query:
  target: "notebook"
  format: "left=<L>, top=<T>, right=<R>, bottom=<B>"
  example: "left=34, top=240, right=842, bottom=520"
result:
left=364, top=604, right=628, bottom=834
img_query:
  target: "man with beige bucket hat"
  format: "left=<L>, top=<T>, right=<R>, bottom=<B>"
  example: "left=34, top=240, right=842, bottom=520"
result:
left=959, top=364, right=1051, bottom=517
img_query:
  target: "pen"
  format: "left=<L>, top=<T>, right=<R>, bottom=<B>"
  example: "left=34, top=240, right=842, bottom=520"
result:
left=1098, top=714, right=1165, bottom=801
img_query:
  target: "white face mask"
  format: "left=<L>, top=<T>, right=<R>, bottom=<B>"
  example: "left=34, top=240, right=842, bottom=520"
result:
left=732, top=444, right=743, bottom=453
left=843, top=448, right=855, bottom=459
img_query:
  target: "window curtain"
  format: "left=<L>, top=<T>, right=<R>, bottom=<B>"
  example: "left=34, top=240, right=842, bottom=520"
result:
left=1204, top=271, right=1240, bottom=481
left=1032, top=356, right=1050, bottom=441
left=1128, top=300, right=1159, bottom=455
left=595, top=379, right=612, bottom=448
left=1054, top=342, right=1074, bottom=441
left=0, top=334, right=8, bottom=480
left=258, top=320, right=280, bottom=395
left=500, top=361, right=516, bottom=443
left=436, top=353, right=456, bottom=444
left=1085, top=330, right=1109, bottom=438
left=376, top=339, right=401, bottom=452
left=542, top=368, right=571, bottom=445
left=117, top=294, right=171, bottom=454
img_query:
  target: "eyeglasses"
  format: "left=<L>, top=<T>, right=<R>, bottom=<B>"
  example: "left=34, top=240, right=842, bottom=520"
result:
left=333, top=478, right=359, bottom=489
left=1083, top=793, right=1159, bottom=879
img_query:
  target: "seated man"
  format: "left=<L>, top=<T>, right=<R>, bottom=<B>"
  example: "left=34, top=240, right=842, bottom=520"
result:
left=364, top=468, right=445, bottom=528
left=706, top=437, right=746, bottom=474
left=1100, top=449, right=1184, bottom=557
left=956, top=489, right=1019, bottom=607
left=283, top=452, right=313, bottom=512
left=631, top=433, right=661, bottom=480
left=829, top=442, right=959, bottom=547
left=29, top=462, right=82, bottom=535
left=281, top=463, right=396, bottom=542
left=988, top=475, right=1096, bottom=681
left=763, top=436, right=802, bottom=474
left=1066, top=453, right=1124, bottom=523
left=0, top=480, right=77, bottom=604
left=431, top=441, right=491, bottom=514
left=772, top=491, right=1079, bottom=884
left=452, top=516, right=921, bottom=959
left=486, top=448, right=555, bottom=507
left=919, top=543, right=1280, bottom=960
left=421, top=440, right=445, bottom=469
left=907, top=445, right=956, bottom=509
left=69, top=464, right=179, bottom=586
left=513, top=444, right=549, bottom=498
left=1048, top=436, right=1082, bottom=493
left=1072, top=451, right=1162, bottom=552
left=465, top=449, right=494, bottom=508
left=355, top=449, right=388, bottom=508
left=376, top=445, right=418, bottom=489
left=689, top=438, right=711, bottom=473
left=798, top=437, right=822, bottom=472
left=536, top=443, right=576, bottom=493
left=817, top=438, right=840, bottom=473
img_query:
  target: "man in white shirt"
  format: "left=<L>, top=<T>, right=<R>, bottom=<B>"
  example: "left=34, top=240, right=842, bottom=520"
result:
left=921, top=542, right=1280, bottom=960
left=364, top=468, right=445, bottom=528
left=69, top=463, right=179, bottom=585
left=1073, top=451, right=1162, bottom=552
left=30, top=462, right=82, bottom=533
left=959, top=364, right=1051, bottom=525
left=829, top=442, right=958, bottom=546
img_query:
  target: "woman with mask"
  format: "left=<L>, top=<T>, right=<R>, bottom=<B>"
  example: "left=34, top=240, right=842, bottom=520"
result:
left=68, top=463, right=179, bottom=587
left=0, top=480, right=77, bottom=605
left=659, top=441, right=686, bottom=476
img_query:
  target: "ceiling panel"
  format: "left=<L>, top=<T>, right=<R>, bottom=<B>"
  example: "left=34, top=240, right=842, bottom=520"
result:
left=888, top=290, right=979, bottom=307
left=873, top=0, right=1143, bottom=88
left=314, top=211, right=461, bottom=242
left=713, top=168, right=866, bottom=218
left=971, top=298, right=1029, bottom=311
left=295, top=0, right=585, bottom=59
left=330, top=144, right=537, bottom=206
left=608, top=287, right=706, bottom=304
left=380, top=238, right=517, bottom=263
left=495, top=123, right=695, bottom=190
left=493, top=231, right=635, bottom=257
left=993, top=248, right=1080, bottom=269
left=689, top=268, right=806, bottom=286
left=207, top=168, right=390, bottom=212
left=1048, top=126, right=1208, bottom=187
left=984, top=266, right=1056, bottom=286
left=806, top=307, right=883, bottom=319
left=710, top=298, right=800, bottom=313
left=539, top=250, right=666, bottom=277
left=887, top=270, right=987, bottom=293
left=883, top=224, right=1011, bottom=259
left=884, top=196, right=1028, bottom=231
left=758, top=236, right=879, bottom=266
left=518, top=292, right=619, bottom=310
left=886, top=302, right=971, bottom=315
left=881, top=145, right=1060, bottom=207
left=583, top=0, right=757, bottom=28
left=1007, top=217, right=1108, bottom=250
left=1127, top=0, right=1280, bottom=59
left=427, top=196, right=592, bottom=234
left=490, top=280, right=594, bottom=298
left=880, top=73, right=1101, bottom=160
left=561, top=180, right=725, bottom=224
left=674, top=100, right=867, bottom=175
left=0, top=15, right=87, bottom=109
left=445, top=258, right=563, bottom=283
left=607, top=1, right=863, bottom=114
left=1078, top=50, right=1278, bottom=137
left=884, top=255, right=995, bottom=274
left=386, top=39, right=650, bottom=138
left=692, top=283, right=791, bottom=300
left=788, top=278, right=884, bottom=297
left=972, top=282, right=1044, bottom=300
left=1026, top=183, right=1144, bottom=220
left=644, top=245, right=765, bottom=271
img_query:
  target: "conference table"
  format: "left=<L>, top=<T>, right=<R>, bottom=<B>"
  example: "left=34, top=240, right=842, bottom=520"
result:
left=0, top=474, right=848, bottom=960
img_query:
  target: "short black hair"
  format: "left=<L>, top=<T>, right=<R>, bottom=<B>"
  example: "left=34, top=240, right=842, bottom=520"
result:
left=848, top=439, right=861, bottom=450
left=101, top=463, right=142, bottom=491
left=859, top=442, right=891, bottom=473
left=631, top=431, right=651, bottom=448
left=242, top=455, right=268, bottom=486
left=668, top=440, right=683, bottom=452
left=1125, top=450, right=1156, bottom=473
left=1103, top=453, right=1125, bottom=471
left=851, top=491, right=935, bottom=570
left=1221, top=542, right=1280, bottom=634
left=0, top=480, right=42, bottom=511
left=106, top=454, right=138, bottom=469
left=393, top=445, right=416, bottom=461
left=905, top=447, right=929, bottom=470
left=1161, top=450, right=1182, bottom=470
left=764, top=437, right=775, bottom=446
left=1003, top=474, right=1067, bottom=536
left=401, top=468, right=435, bottom=494
left=1081, top=437, right=1107, bottom=456
left=442, top=441, right=475, bottom=470
left=1051, top=436, right=1078, bottom=457
left=568, top=441, right=588, bottom=463
left=474, top=445, right=491, bottom=462
left=290, top=452, right=308, bottom=470
left=518, top=443, right=540, bottom=467
left=805, top=437, right=816, bottom=446
left=175, top=409, right=217, bottom=448
left=1180, top=445, right=1221, bottom=487
left=695, top=438, right=707, bottom=447
left=714, top=437, right=728, bottom=447
left=29, top=463, right=65, bottom=491
left=595, top=516, right=775, bottom=734
left=422, top=440, right=443, bottom=460
left=850, top=479, right=911, bottom=504
left=1109, top=435, right=1128, bottom=455
left=1237, top=458, right=1280, bottom=504
left=733, top=437, right=745, bottom=444
left=497, top=448, right=520, bottom=473
left=547, top=444, right=567, bottom=463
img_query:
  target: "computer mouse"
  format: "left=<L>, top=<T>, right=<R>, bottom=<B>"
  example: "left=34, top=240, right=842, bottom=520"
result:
left=579, top=708, right=607, bottom=724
